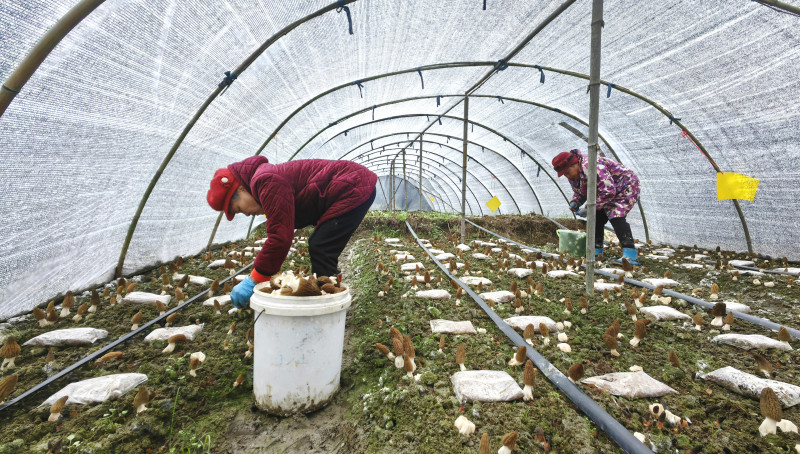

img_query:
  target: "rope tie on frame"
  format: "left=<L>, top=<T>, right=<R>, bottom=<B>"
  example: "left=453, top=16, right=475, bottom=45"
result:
left=218, top=71, right=237, bottom=95
left=336, top=0, right=354, bottom=35
left=353, top=80, right=365, bottom=98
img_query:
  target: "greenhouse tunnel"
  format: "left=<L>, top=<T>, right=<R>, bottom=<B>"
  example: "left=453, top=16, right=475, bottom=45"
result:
left=1, top=0, right=798, bottom=320
left=1, top=0, right=800, bottom=450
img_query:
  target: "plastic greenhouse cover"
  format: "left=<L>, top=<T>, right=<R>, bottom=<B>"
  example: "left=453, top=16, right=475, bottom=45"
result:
left=1, top=0, right=798, bottom=319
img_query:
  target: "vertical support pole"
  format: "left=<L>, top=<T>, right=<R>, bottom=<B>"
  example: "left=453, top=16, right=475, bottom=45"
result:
left=585, top=0, right=604, bottom=295
left=403, top=149, right=408, bottom=211
left=390, top=165, right=394, bottom=211
left=419, top=134, right=423, bottom=211
left=207, top=213, right=223, bottom=252
left=246, top=215, right=256, bottom=238
left=460, top=96, right=469, bottom=244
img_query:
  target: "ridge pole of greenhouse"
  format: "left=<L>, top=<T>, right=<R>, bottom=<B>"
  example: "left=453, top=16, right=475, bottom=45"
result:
left=585, top=0, right=604, bottom=295
left=403, top=149, right=408, bottom=211
left=460, top=96, right=469, bottom=244
left=419, top=134, right=423, bottom=211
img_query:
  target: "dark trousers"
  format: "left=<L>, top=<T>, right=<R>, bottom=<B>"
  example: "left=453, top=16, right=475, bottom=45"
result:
left=595, top=209, right=635, bottom=249
left=308, top=188, right=376, bottom=276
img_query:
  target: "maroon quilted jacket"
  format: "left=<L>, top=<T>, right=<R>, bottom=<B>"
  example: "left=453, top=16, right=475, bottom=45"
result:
left=228, top=156, right=377, bottom=277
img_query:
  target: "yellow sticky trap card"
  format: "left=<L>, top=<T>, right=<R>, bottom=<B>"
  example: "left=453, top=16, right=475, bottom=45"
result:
left=717, top=172, right=759, bottom=202
left=486, top=196, right=501, bottom=212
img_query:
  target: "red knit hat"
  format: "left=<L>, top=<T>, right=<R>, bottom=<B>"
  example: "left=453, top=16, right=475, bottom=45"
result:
left=552, top=150, right=581, bottom=177
left=207, top=168, right=240, bottom=221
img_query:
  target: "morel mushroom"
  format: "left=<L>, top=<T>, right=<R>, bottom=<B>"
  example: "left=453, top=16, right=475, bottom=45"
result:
left=72, top=303, right=88, bottom=322
left=189, top=352, right=206, bottom=377
left=163, top=334, right=187, bottom=354
left=499, top=431, right=518, bottom=454
left=568, top=362, right=584, bottom=383
left=692, top=313, right=704, bottom=331
left=0, top=337, right=21, bottom=370
left=0, top=374, right=17, bottom=404
left=539, top=323, right=550, bottom=346
left=376, top=343, right=394, bottom=360
left=523, top=360, right=536, bottom=401
left=479, top=433, right=491, bottom=454
left=88, top=289, right=100, bottom=313
left=49, top=395, right=68, bottom=422
left=60, top=291, right=74, bottom=318
left=233, top=373, right=245, bottom=388
left=722, top=312, right=734, bottom=331
left=33, top=307, right=48, bottom=327
left=753, top=353, right=773, bottom=378
left=508, top=346, right=526, bottom=367
left=604, top=334, right=620, bottom=357
left=392, top=337, right=404, bottom=368
left=668, top=351, right=680, bottom=368
left=523, top=324, right=536, bottom=346
left=131, top=311, right=143, bottom=331
left=710, top=283, right=720, bottom=300
left=630, top=319, right=647, bottom=347
left=403, top=336, right=416, bottom=372
left=778, top=327, right=791, bottom=347
left=711, top=302, right=726, bottom=327
left=133, top=386, right=150, bottom=414
left=456, top=344, right=467, bottom=371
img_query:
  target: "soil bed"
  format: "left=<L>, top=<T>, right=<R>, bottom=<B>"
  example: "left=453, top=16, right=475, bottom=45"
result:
left=0, top=212, right=797, bottom=453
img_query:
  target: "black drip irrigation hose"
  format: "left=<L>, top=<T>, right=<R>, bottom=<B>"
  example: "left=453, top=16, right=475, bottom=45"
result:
left=405, top=221, right=653, bottom=454
left=465, top=219, right=800, bottom=340
left=0, top=263, right=253, bottom=413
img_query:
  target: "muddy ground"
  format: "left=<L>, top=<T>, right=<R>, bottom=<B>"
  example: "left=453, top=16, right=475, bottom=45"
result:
left=0, top=211, right=798, bottom=453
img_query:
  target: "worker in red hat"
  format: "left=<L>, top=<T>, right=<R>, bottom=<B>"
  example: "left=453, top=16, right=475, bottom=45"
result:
left=207, top=156, right=377, bottom=308
left=552, top=149, right=640, bottom=265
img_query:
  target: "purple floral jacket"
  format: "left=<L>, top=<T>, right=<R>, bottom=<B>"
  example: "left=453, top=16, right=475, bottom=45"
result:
left=568, top=151, right=640, bottom=219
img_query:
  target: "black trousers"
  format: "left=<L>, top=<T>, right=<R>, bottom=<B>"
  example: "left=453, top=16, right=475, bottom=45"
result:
left=595, top=209, right=635, bottom=249
left=308, top=188, right=376, bottom=276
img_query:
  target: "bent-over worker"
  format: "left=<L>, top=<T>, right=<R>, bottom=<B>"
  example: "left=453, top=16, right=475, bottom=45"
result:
left=552, top=149, right=641, bottom=265
left=207, top=156, right=377, bottom=307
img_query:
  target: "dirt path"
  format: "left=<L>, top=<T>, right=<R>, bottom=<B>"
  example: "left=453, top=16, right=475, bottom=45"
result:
left=215, top=239, right=368, bottom=454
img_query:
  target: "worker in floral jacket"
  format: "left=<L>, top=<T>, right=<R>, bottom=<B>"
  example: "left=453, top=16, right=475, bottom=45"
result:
left=207, top=156, right=377, bottom=308
left=552, top=149, right=640, bottom=264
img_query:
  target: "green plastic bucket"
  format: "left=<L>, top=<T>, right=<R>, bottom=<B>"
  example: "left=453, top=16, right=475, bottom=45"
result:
left=556, top=229, right=587, bottom=258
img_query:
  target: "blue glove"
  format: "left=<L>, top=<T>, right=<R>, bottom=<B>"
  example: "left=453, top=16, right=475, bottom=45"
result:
left=230, top=277, right=256, bottom=309
left=576, top=207, right=587, bottom=217
left=569, top=201, right=580, bottom=212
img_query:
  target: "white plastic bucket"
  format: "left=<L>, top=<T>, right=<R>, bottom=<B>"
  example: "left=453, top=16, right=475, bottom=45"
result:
left=249, top=283, right=352, bottom=415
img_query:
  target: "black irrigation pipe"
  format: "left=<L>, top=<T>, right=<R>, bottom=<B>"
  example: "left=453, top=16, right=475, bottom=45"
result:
left=0, top=263, right=253, bottom=413
left=405, top=221, right=652, bottom=454
left=730, top=264, right=799, bottom=277
left=465, top=219, right=800, bottom=340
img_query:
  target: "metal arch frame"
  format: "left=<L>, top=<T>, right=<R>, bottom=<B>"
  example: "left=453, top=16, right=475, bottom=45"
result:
left=375, top=171, right=458, bottom=214
left=374, top=162, right=458, bottom=214
left=351, top=140, right=526, bottom=214
left=355, top=151, right=489, bottom=216
left=106, top=0, right=363, bottom=276
left=371, top=167, right=455, bottom=214
left=380, top=161, right=455, bottom=214
left=260, top=61, right=745, bottom=248
left=356, top=145, right=515, bottom=214
left=319, top=94, right=645, bottom=239
left=309, top=112, right=575, bottom=211
left=343, top=134, right=545, bottom=214
left=378, top=156, right=466, bottom=215
left=3, top=0, right=751, bottom=276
